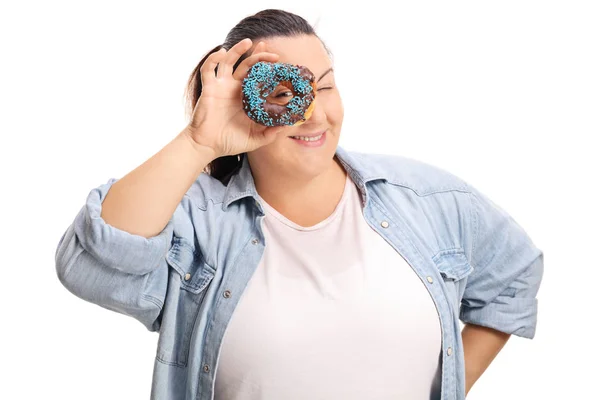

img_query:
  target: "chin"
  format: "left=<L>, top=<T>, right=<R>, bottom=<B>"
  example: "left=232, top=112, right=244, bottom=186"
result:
left=287, top=147, right=338, bottom=177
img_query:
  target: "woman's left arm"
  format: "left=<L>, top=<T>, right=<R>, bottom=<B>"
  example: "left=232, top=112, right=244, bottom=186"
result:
left=458, top=184, right=544, bottom=396
left=461, top=323, right=511, bottom=396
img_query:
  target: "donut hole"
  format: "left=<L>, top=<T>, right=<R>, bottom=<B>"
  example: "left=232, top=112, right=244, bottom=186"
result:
left=265, top=82, right=295, bottom=106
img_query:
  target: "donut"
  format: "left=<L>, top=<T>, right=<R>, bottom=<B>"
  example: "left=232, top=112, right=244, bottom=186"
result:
left=241, top=61, right=317, bottom=126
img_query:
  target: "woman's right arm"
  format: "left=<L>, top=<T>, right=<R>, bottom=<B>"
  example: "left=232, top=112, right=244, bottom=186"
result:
left=99, top=38, right=284, bottom=240
left=55, top=38, right=281, bottom=332
left=54, top=131, right=214, bottom=332
left=100, top=130, right=216, bottom=239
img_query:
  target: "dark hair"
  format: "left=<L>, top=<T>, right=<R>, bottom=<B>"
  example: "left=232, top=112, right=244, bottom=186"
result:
left=184, top=9, right=327, bottom=185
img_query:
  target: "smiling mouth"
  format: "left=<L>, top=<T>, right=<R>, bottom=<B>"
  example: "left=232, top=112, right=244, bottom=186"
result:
left=289, top=133, right=324, bottom=142
left=288, top=130, right=326, bottom=140
left=288, top=130, right=327, bottom=146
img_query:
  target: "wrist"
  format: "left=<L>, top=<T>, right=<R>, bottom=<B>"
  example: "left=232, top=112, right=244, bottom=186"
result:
left=178, top=128, right=220, bottom=162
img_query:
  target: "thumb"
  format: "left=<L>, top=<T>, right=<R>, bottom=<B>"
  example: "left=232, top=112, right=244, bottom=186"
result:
left=254, top=126, right=284, bottom=146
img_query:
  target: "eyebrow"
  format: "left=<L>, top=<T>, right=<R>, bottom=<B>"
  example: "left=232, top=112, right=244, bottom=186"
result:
left=317, top=67, right=334, bottom=82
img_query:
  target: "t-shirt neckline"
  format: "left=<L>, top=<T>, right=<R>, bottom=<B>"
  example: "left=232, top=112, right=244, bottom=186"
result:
left=258, top=174, right=352, bottom=232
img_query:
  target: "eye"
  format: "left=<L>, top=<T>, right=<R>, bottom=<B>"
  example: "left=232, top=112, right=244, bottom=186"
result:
left=275, top=91, right=293, bottom=98
left=317, top=86, right=333, bottom=91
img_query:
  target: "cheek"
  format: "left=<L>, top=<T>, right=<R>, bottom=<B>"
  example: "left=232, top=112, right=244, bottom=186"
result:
left=327, top=102, right=344, bottom=124
left=325, top=95, right=344, bottom=125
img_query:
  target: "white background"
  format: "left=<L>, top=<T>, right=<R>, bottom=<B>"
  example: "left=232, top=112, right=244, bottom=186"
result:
left=1, top=0, right=598, bottom=398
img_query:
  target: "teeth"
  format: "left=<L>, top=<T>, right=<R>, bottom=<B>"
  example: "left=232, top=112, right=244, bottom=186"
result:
left=291, top=134, right=323, bottom=142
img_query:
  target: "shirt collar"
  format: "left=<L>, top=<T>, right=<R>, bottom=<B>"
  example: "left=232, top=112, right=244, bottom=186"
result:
left=221, top=145, right=388, bottom=211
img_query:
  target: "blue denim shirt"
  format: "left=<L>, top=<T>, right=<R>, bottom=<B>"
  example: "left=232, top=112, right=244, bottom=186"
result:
left=55, top=145, right=544, bottom=400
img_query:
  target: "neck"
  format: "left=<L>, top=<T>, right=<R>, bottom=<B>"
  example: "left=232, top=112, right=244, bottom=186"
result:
left=251, top=156, right=348, bottom=227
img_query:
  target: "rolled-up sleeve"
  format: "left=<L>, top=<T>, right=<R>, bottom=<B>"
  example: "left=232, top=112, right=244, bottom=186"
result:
left=55, top=178, right=174, bottom=331
left=459, top=186, right=544, bottom=339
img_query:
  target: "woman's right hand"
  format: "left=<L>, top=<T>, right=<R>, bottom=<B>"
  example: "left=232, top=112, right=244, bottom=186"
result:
left=184, top=38, right=282, bottom=159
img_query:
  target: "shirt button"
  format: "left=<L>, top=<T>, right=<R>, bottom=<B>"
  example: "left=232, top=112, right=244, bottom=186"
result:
left=251, top=238, right=259, bottom=245
left=223, top=290, right=232, bottom=298
left=184, top=273, right=191, bottom=281
left=447, top=347, right=453, bottom=356
left=426, top=276, right=433, bottom=283
left=203, top=364, right=210, bottom=372
left=381, top=221, right=389, bottom=228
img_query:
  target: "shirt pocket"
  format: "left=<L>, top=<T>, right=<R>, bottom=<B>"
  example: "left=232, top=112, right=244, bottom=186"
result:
left=432, top=248, right=473, bottom=317
left=155, top=237, right=216, bottom=368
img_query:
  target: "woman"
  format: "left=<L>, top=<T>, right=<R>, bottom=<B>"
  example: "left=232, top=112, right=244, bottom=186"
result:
left=55, top=9, right=544, bottom=400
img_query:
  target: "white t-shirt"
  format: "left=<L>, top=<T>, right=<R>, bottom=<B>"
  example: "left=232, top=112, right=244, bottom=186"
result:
left=214, top=173, right=442, bottom=400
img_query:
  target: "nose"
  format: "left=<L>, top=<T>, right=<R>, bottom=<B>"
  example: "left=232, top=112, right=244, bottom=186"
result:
left=304, top=96, right=326, bottom=126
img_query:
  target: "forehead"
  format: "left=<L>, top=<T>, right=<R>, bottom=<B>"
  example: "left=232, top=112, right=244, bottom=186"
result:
left=260, top=35, right=332, bottom=77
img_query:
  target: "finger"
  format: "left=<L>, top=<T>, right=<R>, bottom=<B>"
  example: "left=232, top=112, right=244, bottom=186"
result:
left=217, top=38, right=253, bottom=79
left=200, top=48, right=226, bottom=86
left=232, top=52, right=280, bottom=80
left=251, top=41, right=266, bottom=56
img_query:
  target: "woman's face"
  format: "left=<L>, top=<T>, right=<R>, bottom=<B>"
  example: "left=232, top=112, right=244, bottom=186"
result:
left=245, top=35, right=344, bottom=180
